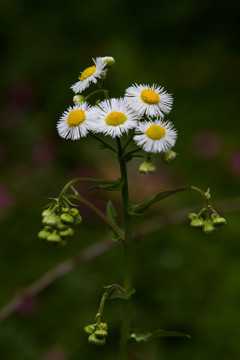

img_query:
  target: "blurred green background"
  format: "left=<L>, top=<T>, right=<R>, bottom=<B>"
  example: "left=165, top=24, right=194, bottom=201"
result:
left=0, top=0, right=240, bottom=359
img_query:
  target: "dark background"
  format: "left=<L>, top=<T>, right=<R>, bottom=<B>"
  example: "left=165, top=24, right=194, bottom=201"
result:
left=0, top=0, right=240, bottom=359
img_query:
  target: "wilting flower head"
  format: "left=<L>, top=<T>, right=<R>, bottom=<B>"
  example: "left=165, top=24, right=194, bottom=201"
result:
left=71, top=57, right=107, bottom=94
left=134, top=118, right=177, bottom=153
left=57, top=103, right=95, bottom=140
left=125, top=83, right=173, bottom=118
left=90, top=98, right=140, bottom=138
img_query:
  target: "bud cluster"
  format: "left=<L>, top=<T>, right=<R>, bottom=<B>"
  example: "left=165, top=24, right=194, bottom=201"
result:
left=189, top=209, right=226, bottom=234
left=38, top=206, right=82, bottom=245
left=84, top=322, right=108, bottom=346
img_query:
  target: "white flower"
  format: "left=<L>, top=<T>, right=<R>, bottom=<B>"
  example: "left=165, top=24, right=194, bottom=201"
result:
left=125, top=83, right=173, bottom=118
left=57, top=103, right=95, bottom=140
left=134, top=118, right=177, bottom=153
left=90, top=98, right=140, bottom=138
left=71, top=57, right=107, bottom=94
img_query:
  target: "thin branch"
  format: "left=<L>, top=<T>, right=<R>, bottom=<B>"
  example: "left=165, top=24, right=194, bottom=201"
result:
left=0, top=196, right=239, bottom=323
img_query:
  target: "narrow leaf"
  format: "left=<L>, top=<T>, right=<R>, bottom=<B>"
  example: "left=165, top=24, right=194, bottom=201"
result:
left=106, top=201, right=123, bottom=242
left=130, top=329, right=191, bottom=342
left=110, top=287, right=135, bottom=300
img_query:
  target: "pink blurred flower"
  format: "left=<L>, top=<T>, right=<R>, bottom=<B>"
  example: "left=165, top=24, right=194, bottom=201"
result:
left=192, top=131, right=221, bottom=159
left=230, top=151, right=240, bottom=177
left=0, top=185, right=15, bottom=213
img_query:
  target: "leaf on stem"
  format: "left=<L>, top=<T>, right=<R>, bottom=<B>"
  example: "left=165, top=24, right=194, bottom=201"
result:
left=130, top=329, right=191, bottom=342
left=106, top=201, right=123, bottom=242
left=81, top=181, right=123, bottom=195
left=109, top=286, right=135, bottom=300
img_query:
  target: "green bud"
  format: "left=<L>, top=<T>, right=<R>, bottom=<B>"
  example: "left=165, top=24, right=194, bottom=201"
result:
left=212, top=216, right=227, bottom=227
left=84, top=324, right=96, bottom=335
left=88, top=334, right=106, bottom=346
left=60, top=213, right=74, bottom=225
left=42, top=214, right=60, bottom=228
left=56, top=222, right=69, bottom=231
left=162, top=150, right=177, bottom=163
left=210, top=213, right=217, bottom=220
left=202, top=219, right=215, bottom=234
left=99, top=322, right=108, bottom=331
left=95, top=329, right=108, bottom=339
left=73, top=95, right=84, bottom=105
left=101, top=56, right=115, bottom=68
left=44, top=226, right=54, bottom=232
left=190, top=218, right=204, bottom=228
left=47, top=231, right=62, bottom=243
left=59, top=228, right=74, bottom=237
left=74, top=214, right=82, bottom=225
left=139, top=161, right=156, bottom=174
left=188, top=213, right=197, bottom=220
left=42, top=209, right=52, bottom=217
left=38, top=230, right=51, bottom=240
left=69, top=208, right=79, bottom=217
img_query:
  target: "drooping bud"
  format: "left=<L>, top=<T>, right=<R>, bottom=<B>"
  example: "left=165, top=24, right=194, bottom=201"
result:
left=88, top=333, right=106, bottom=346
left=47, top=231, right=62, bottom=243
left=202, top=219, right=215, bottom=234
left=41, top=209, right=52, bottom=218
left=190, top=218, right=204, bottom=228
left=73, top=95, right=84, bottom=105
left=99, top=322, right=108, bottom=331
left=101, top=56, right=115, bottom=68
left=162, top=150, right=177, bottom=163
left=59, top=228, right=74, bottom=237
left=188, top=213, right=197, bottom=221
left=212, top=216, right=227, bottom=227
left=139, top=160, right=156, bottom=174
left=38, top=230, right=51, bottom=240
left=74, top=214, right=83, bottom=225
left=84, top=324, right=96, bottom=335
left=42, top=214, right=61, bottom=228
left=56, top=222, right=69, bottom=231
left=69, top=208, right=79, bottom=217
left=60, top=213, right=74, bottom=225
left=95, top=329, right=108, bottom=339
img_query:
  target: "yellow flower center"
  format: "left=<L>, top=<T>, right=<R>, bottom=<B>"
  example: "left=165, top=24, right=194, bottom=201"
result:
left=145, top=124, right=166, bottom=139
left=67, top=110, right=86, bottom=126
left=105, top=111, right=127, bottom=126
left=141, top=89, right=160, bottom=104
left=79, top=66, right=96, bottom=81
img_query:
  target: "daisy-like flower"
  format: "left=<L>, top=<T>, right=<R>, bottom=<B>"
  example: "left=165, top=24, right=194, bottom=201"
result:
left=125, top=84, right=173, bottom=118
left=57, top=103, right=95, bottom=140
left=71, top=57, right=107, bottom=94
left=90, top=98, right=140, bottom=138
left=134, top=118, right=177, bottom=153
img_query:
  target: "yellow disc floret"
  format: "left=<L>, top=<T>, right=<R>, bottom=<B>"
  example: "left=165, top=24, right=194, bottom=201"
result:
left=146, top=124, right=166, bottom=139
left=141, top=89, right=160, bottom=104
left=105, top=111, right=127, bottom=126
left=67, top=110, right=86, bottom=126
left=79, top=66, right=96, bottom=81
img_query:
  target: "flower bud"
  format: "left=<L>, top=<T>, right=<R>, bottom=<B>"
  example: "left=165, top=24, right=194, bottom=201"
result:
left=99, top=322, right=108, bottom=331
left=70, top=208, right=79, bottom=217
left=95, top=329, right=108, bottom=339
left=59, top=228, right=74, bottom=237
left=42, top=209, right=52, bottom=217
left=139, top=160, right=156, bottom=174
left=162, top=150, right=177, bottom=163
left=88, top=333, right=106, bottom=346
left=188, top=213, right=197, bottom=221
left=74, top=214, right=83, bottom=225
left=42, top=214, right=60, bottom=228
left=212, top=216, right=227, bottom=227
left=56, top=222, right=69, bottom=231
left=101, top=56, right=115, bottom=68
left=73, top=95, right=84, bottom=105
left=84, top=324, right=96, bottom=335
left=60, top=213, right=74, bottom=225
left=202, top=219, right=215, bottom=234
left=47, top=231, right=62, bottom=243
left=38, top=230, right=51, bottom=240
left=190, top=218, right=204, bottom=228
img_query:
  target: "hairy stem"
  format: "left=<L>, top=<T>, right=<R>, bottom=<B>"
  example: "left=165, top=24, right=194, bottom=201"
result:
left=117, top=137, right=133, bottom=360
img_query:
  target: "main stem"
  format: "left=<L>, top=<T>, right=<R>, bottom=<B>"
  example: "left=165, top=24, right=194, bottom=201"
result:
left=117, top=138, right=133, bottom=360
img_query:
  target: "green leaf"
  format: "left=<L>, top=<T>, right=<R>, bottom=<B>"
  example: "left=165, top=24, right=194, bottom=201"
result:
left=106, top=201, right=123, bottom=242
left=128, top=205, right=150, bottom=217
left=110, top=287, right=135, bottom=300
left=130, top=329, right=191, bottom=342
left=81, top=181, right=123, bottom=195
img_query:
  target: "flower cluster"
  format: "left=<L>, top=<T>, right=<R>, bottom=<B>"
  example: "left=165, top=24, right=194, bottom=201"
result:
left=189, top=209, right=226, bottom=234
left=38, top=200, right=82, bottom=245
left=57, top=56, right=177, bottom=155
left=84, top=322, right=108, bottom=346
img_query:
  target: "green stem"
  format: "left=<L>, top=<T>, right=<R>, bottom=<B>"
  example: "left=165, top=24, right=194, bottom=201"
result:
left=84, top=89, right=102, bottom=102
left=117, top=137, right=133, bottom=360
left=90, top=133, right=118, bottom=153
left=67, top=194, right=124, bottom=241
left=60, top=177, right=118, bottom=197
